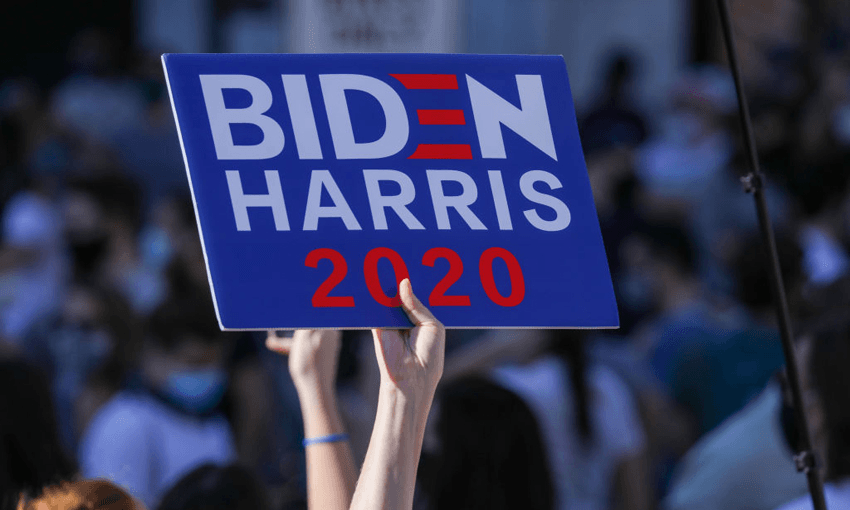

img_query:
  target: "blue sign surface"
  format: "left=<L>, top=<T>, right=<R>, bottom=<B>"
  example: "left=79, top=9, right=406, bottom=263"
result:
left=162, top=53, right=618, bottom=330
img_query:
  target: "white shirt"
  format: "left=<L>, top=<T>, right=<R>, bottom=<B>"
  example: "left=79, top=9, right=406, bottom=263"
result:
left=663, top=381, right=808, bottom=510
left=773, top=481, right=850, bottom=510
left=493, top=355, right=646, bottom=510
left=79, top=391, right=236, bottom=508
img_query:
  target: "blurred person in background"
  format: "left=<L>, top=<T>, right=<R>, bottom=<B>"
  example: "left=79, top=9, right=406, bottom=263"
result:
left=784, top=57, right=850, bottom=288
left=774, top=311, right=850, bottom=510
left=795, top=57, right=849, bottom=176
left=78, top=298, right=236, bottom=508
left=155, top=463, right=270, bottom=510
left=610, top=220, right=738, bottom=490
left=50, top=28, right=146, bottom=148
left=436, top=315, right=658, bottom=509
left=662, top=369, right=808, bottom=510
left=622, top=220, right=738, bottom=362
left=18, top=479, right=145, bottom=510
left=635, top=65, right=736, bottom=204
left=142, top=200, right=279, bottom=486
left=418, top=376, right=554, bottom=510
left=692, top=141, right=794, bottom=297
left=0, top=359, right=148, bottom=510
left=0, top=359, right=76, bottom=510
left=661, top=277, right=850, bottom=510
left=62, top=174, right=166, bottom=315
left=0, top=156, right=68, bottom=347
left=111, top=52, right=188, bottom=213
left=579, top=50, right=649, bottom=156
left=23, top=282, right=140, bottom=457
left=727, top=0, right=808, bottom=101
left=667, top=232, right=803, bottom=438
left=491, top=330, right=651, bottom=510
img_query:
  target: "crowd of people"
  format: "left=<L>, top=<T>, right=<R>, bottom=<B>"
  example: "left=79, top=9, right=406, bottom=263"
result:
left=2, top=0, right=850, bottom=508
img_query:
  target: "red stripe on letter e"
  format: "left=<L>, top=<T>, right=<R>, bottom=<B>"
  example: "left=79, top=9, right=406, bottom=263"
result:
left=390, top=74, right=459, bottom=89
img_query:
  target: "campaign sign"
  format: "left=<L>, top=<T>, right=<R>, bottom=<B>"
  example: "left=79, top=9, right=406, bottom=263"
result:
left=162, top=53, right=618, bottom=330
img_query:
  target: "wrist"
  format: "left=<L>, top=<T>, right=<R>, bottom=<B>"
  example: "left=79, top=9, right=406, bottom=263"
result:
left=301, top=399, right=346, bottom=437
left=379, top=380, right=436, bottom=407
left=303, top=432, right=349, bottom=447
left=377, top=384, right=433, bottom=422
left=295, top=379, right=336, bottom=402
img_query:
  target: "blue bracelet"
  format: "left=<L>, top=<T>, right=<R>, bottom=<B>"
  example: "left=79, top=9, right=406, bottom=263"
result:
left=303, top=433, right=349, bottom=447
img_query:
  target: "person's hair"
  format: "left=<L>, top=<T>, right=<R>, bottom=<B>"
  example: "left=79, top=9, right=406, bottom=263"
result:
left=799, top=276, right=850, bottom=325
left=156, top=463, right=269, bottom=510
left=164, top=259, right=210, bottom=303
left=806, top=315, right=850, bottom=481
left=20, top=479, right=144, bottom=510
left=84, top=284, right=142, bottom=392
left=731, top=231, right=803, bottom=312
left=637, top=220, right=698, bottom=277
left=422, top=376, right=554, bottom=510
left=0, top=360, right=76, bottom=509
left=549, top=330, right=594, bottom=444
left=603, top=50, right=637, bottom=98
left=146, top=298, right=224, bottom=352
left=0, top=114, right=24, bottom=175
left=68, top=175, right=144, bottom=230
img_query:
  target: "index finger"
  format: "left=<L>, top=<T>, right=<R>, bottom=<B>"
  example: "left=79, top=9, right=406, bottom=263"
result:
left=266, top=333, right=293, bottom=354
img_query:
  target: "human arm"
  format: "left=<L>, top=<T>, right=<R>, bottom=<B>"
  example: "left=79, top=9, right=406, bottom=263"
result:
left=266, top=329, right=358, bottom=510
left=350, top=279, right=445, bottom=510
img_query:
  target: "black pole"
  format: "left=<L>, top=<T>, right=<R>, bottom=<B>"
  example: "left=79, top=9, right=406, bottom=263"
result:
left=713, top=1, right=828, bottom=509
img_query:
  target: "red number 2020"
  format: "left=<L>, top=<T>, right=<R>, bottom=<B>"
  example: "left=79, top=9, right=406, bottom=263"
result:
left=305, top=247, right=525, bottom=308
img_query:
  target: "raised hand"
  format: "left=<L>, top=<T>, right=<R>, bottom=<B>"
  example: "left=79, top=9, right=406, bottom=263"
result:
left=350, top=279, right=446, bottom=510
left=371, top=278, right=445, bottom=402
left=267, top=329, right=356, bottom=510
left=266, top=328, right=342, bottom=397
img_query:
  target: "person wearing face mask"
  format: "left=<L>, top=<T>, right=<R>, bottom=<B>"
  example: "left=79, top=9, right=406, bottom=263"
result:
left=78, top=298, right=236, bottom=509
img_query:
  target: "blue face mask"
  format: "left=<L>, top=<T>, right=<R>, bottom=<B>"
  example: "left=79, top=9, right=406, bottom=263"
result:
left=164, top=368, right=228, bottom=414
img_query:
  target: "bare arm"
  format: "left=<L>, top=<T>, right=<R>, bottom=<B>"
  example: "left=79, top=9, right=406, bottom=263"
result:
left=350, top=279, right=445, bottom=510
left=267, top=329, right=358, bottom=510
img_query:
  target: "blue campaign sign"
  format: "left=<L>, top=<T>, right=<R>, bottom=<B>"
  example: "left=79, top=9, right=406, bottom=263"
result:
left=162, top=53, right=618, bottom=330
